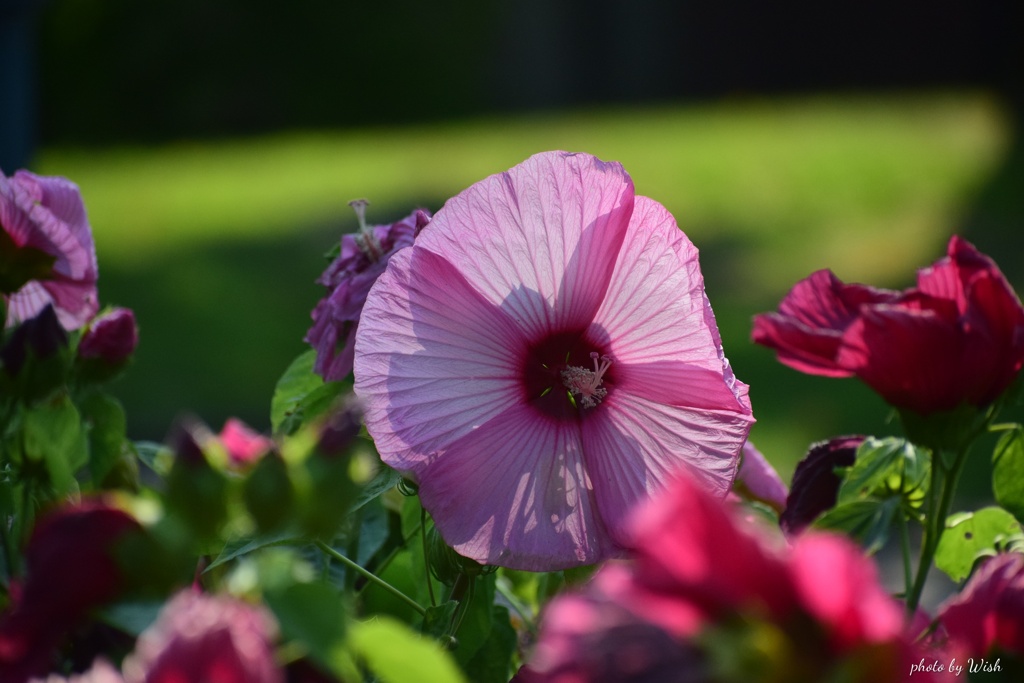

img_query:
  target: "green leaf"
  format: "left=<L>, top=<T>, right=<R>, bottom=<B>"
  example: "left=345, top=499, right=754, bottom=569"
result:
left=837, top=437, right=929, bottom=504
left=207, top=528, right=305, bottom=570
left=271, top=349, right=349, bottom=435
left=134, top=440, right=173, bottom=476
left=935, top=507, right=1023, bottom=582
left=993, top=426, right=1024, bottom=523
left=813, top=497, right=900, bottom=554
left=265, top=580, right=346, bottom=665
left=98, top=599, right=163, bottom=636
left=22, top=393, right=86, bottom=496
left=453, top=573, right=497, bottom=667
left=348, top=616, right=468, bottom=683
left=352, top=465, right=401, bottom=513
left=79, top=391, right=128, bottom=485
left=462, top=605, right=517, bottom=683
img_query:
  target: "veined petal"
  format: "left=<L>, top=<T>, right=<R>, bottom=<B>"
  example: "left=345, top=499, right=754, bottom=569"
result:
left=354, top=247, right=528, bottom=471
left=580, top=389, right=751, bottom=544
left=415, top=151, right=634, bottom=338
left=416, top=402, right=616, bottom=570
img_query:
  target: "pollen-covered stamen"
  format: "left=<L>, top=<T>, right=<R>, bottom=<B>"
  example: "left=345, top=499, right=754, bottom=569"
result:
left=350, top=198, right=383, bottom=261
left=561, top=352, right=612, bottom=409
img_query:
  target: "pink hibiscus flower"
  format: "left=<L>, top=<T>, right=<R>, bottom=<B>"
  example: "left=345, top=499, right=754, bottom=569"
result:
left=753, top=236, right=1024, bottom=416
left=306, top=201, right=431, bottom=381
left=937, top=552, right=1024, bottom=658
left=354, top=151, right=753, bottom=570
left=1, top=169, right=99, bottom=330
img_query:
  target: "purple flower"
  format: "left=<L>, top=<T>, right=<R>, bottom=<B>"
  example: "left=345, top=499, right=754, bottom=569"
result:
left=354, top=151, right=753, bottom=570
left=78, top=307, right=138, bottom=365
left=1, top=169, right=98, bottom=330
left=306, top=201, right=430, bottom=381
left=779, top=436, right=864, bottom=535
left=121, top=589, right=282, bottom=683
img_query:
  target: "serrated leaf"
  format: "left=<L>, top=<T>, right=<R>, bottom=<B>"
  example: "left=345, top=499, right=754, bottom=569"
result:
left=935, top=507, right=1023, bottom=582
left=349, top=616, right=467, bottom=683
left=813, top=497, right=900, bottom=554
left=993, top=426, right=1024, bottom=523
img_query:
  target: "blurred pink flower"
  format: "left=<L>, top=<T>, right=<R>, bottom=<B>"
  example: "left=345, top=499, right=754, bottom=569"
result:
left=78, top=307, right=138, bottom=365
left=937, top=552, right=1024, bottom=658
left=753, top=236, right=1024, bottom=416
left=121, top=589, right=283, bottom=683
left=355, top=151, right=753, bottom=570
left=1, top=169, right=98, bottom=330
left=306, top=201, right=430, bottom=381
left=32, top=659, right=124, bottom=683
left=0, top=500, right=140, bottom=683
left=519, top=472, right=941, bottom=683
left=219, top=417, right=274, bottom=466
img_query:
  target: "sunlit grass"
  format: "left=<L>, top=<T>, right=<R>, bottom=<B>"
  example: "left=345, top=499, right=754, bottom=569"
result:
left=34, top=92, right=1011, bottom=475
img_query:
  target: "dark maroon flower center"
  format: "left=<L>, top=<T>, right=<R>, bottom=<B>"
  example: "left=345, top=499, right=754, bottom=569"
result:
left=522, top=328, right=615, bottom=421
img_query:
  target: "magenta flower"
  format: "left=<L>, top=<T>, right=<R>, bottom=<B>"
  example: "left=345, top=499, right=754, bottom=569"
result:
left=78, top=307, right=138, bottom=365
left=306, top=201, right=431, bottom=381
left=753, top=236, right=1024, bottom=416
left=121, top=589, right=282, bottom=683
left=519, top=473, right=939, bottom=683
left=1, top=169, right=98, bottom=330
left=937, top=552, right=1024, bottom=658
left=354, top=151, right=753, bottom=570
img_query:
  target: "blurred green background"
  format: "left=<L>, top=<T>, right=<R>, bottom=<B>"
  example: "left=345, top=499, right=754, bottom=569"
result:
left=33, top=92, right=1023, bottom=483
left=6, top=0, right=1022, bottom=486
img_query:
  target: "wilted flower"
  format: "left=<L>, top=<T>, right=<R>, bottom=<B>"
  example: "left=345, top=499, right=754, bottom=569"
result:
left=753, top=236, right=1024, bottom=416
left=306, top=201, right=430, bottom=381
left=937, top=552, right=1024, bottom=658
left=355, top=151, right=753, bottom=570
left=519, top=473, right=942, bottom=683
left=0, top=500, right=140, bottom=683
left=121, top=589, right=283, bottom=683
left=1, top=169, right=98, bottom=330
left=779, top=435, right=864, bottom=535
left=78, top=307, right=138, bottom=365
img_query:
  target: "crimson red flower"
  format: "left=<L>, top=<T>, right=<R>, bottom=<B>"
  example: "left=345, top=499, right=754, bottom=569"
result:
left=937, top=552, right=1024, bottom=658
left=753, top=236, right=1024, bottom=416
left=0, top=500, right=140, bottom=683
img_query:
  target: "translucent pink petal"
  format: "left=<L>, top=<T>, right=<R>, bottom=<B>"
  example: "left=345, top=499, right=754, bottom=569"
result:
left=413, top=151, right=634, bottom=339
left=589, top=195, right=750, bottom=408
left=580, top=389, right=751, bottom=544
left=416, top=402, right=616, bottom=570
left=354, top=247, right=528, bottom=471
left=735, top=441, right=789, bottom=512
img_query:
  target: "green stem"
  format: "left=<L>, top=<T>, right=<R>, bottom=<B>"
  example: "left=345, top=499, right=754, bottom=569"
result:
left=315, top=541, right=426, bottom=617
left=421, top=506, right=437, bottom=607
left=906, top=445, right=970, bottom=615
left=898, top=504, right=913, bottom=600
left=496, top=577, right=538, bottom=636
